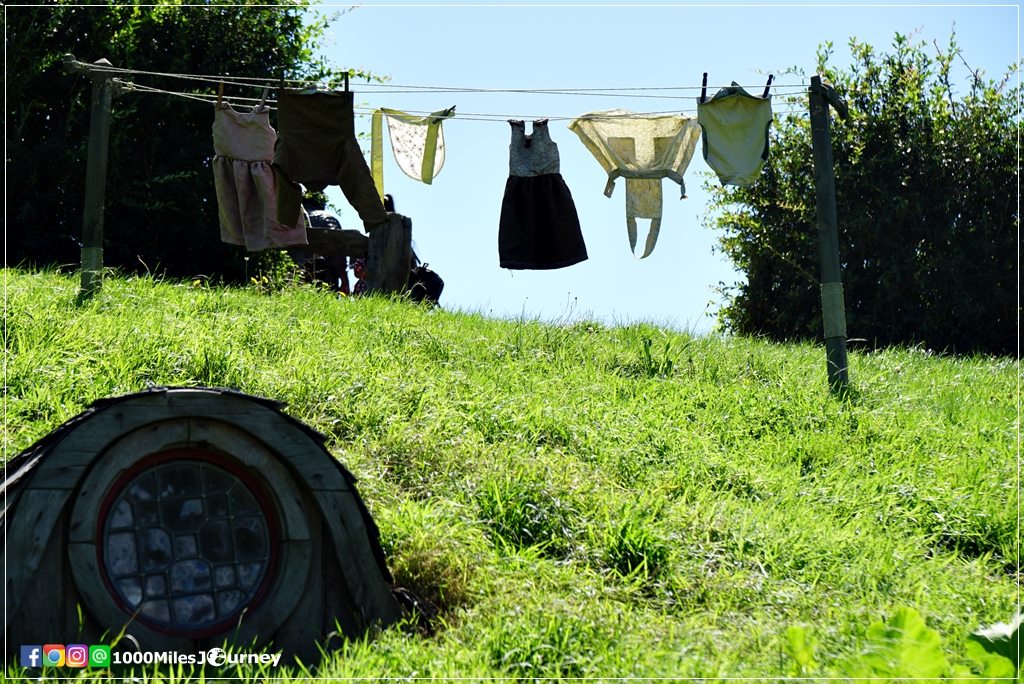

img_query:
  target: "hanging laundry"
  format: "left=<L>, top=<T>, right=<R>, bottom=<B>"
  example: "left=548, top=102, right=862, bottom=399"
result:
left=371, top=106, right=456, bottom=199
left=499, top=120, right=588, bottom=270
left=697, top=82, right=773, bottom=186
left=212, top=100, right=307, bottom=251
left=569, top=110, right=700, bottom=259
left=273, top=89, right=388, bottom=232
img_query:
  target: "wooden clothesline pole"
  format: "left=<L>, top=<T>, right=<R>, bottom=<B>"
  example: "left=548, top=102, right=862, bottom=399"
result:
left=808, top=75, right=851, bottom=395
left=63, top=54, right=119, bottom=297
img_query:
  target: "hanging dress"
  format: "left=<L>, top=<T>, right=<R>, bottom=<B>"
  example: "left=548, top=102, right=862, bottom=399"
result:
left=697, top=82, right=773, bottom=186
left=212, top=101, right=307, bottom=251
left=569, top=110, right=700, bottom=259
left=498, top=120, right=588, bottom=270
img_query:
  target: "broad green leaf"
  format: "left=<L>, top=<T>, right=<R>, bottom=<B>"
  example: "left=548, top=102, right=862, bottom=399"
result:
left=970, top=614, right=1022, bottom=670
left=965, top=639, right=1017, bottom=681
left=785, top=625, right=818, bottom=675
left=851, top=607, right=948, bottom=679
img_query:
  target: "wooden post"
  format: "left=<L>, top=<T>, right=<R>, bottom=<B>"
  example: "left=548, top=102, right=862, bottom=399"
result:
left=63, top=55, right=117, bottom=297
left=808, top=75, right=851, bottom=395
left=366, top=213, right=412, bottom=294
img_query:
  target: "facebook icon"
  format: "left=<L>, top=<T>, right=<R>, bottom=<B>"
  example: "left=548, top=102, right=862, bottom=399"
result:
left=21, top=646, right=42, bottom=668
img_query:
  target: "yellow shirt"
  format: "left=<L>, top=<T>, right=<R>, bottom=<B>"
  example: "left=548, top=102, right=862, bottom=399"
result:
left=697, top=83, right=773, bottom=187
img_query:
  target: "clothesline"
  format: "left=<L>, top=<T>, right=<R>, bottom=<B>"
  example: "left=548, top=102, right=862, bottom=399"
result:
left=82, top=61, right=810, bottom=96
left=356, top=105, right=810, bottom=122
left=360, top=82, right=808, bottom=93
left=211, top=71, right=773, bottom=264
left=113, top=74, right=811, bottom=99
left=117, top=79, right=812, bottom=121
left=346, top=88, right=811, bottom=99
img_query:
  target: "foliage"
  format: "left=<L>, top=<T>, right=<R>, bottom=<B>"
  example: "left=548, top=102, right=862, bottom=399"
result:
left=639, top=335, right=676, bottom=378
left=3, top=268, right=1017, bottom=680
left=591, top=502, right=669, bottom=581
left=970, top=613, right=1022, bottom=671
left=705, top=32, right=1019, bottom=355
left=5, top=1, right=377, bottom=281
left=785, top=607, right=1018, bottom=680
left=476, top=474, right=579, bottom=559
left=375, top=500, right=484, bottom=617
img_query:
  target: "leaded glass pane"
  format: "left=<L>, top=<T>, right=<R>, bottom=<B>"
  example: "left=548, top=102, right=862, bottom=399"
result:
left=216, top=590, right=244, bottom=615
left=214, top=566, right=235, bottom=588
left=136, top=501, right=160, bottom=526
left=109, top=500, right=133, bottom=529
left=139, top=527, right=173, bottom=572
left=145, top=574, right=166, bottom=597
left=173, top=594, right=215, bottom=625
left=174, top=534, right=198, bottom=557
left=118, top=577, right=143, bottom=605
left=199, top=520, right=233, bottom=562
left=140, top=599, right=170, bottom=622
left=107, top=532, right=138, bottom=575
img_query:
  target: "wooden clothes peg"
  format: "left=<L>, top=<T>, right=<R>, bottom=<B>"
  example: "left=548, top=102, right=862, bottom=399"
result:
left=217, top=81, right=224, bottom=106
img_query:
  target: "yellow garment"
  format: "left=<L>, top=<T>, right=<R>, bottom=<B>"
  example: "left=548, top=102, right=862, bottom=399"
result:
left=697, top=82, right=773, bottom=186
left=569, top=110, right=700, bottom=258
left=371, top=106, right=456, bottom=200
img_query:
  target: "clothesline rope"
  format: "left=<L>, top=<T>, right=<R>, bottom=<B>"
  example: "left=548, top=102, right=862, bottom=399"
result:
left=351, top=88, right=811, bottom=99
left=119, top=81, right=243, bottom=108
left=360, top=82, right=809, bottom=92
left=354, top=105, right=810, bottom=121
left=118, top=79, right=811, bottom=121
left=83, top=62, right=335, bottom=86
left=80, top=60, right=810, bottom=95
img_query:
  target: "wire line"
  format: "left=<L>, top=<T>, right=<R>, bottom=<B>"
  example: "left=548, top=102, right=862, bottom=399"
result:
left=360, top=82, right=808, bottom=92
left=74, top=59, right=810, bottom=95
left=113, top=77, right=811, bottom=122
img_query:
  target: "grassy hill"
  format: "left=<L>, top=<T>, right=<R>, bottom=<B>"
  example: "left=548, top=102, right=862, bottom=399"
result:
left=4, top=268, right=1017, bottom=680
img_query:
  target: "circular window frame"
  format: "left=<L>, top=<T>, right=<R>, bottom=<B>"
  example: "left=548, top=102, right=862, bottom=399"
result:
left=69, top=418, right=312, bottom=651
left=96, top=447, right=281, bottom=637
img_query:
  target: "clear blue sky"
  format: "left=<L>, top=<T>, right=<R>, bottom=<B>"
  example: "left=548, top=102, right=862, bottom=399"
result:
left=312, top=3, right=1017, bottom=333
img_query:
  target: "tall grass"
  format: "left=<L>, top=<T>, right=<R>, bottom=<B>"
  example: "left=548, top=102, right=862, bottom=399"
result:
left=3, top=268, right=1017, bottom=680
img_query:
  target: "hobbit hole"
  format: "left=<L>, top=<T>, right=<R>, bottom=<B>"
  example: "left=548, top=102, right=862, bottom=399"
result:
left=2, top=387, right=403, bottom=664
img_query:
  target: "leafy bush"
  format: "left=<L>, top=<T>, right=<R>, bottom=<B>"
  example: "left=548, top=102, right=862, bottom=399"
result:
left=706, top=32, right=1018, bottom=355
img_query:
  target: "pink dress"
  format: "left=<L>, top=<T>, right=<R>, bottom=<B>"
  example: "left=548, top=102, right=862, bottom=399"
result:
left=212, top=103, right=306, bottom=251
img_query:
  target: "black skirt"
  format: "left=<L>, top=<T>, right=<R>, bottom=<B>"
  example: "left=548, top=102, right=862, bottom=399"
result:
left=498, top=173, right=588, bottom=270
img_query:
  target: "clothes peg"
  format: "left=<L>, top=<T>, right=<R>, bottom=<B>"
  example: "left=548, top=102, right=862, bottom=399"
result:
left=701, top=73, right=708, bottom=103
left=259, top=86, right=269, bottom=109
left=344, top=72, right=349, bottom=92
left=217, top=81, right=224, bottom=107
left=763, top=74, right=774, bottom=98
left=433, top=105, right=456, bottom=124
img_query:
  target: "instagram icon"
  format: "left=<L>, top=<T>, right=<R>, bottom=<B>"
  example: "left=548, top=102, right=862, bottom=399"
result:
left=66, top=644, right=88, bottom=668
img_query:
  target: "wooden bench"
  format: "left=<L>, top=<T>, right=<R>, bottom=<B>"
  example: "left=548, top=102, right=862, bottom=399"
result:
left=303, top=213, right=412, bottom=294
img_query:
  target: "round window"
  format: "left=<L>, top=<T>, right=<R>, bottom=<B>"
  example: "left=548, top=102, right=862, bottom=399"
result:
left=98, top=450, right=277, bottom=634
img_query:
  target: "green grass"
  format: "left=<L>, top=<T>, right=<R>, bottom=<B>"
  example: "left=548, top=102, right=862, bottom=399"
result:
left=3, top=268, right=1018, bottom=681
